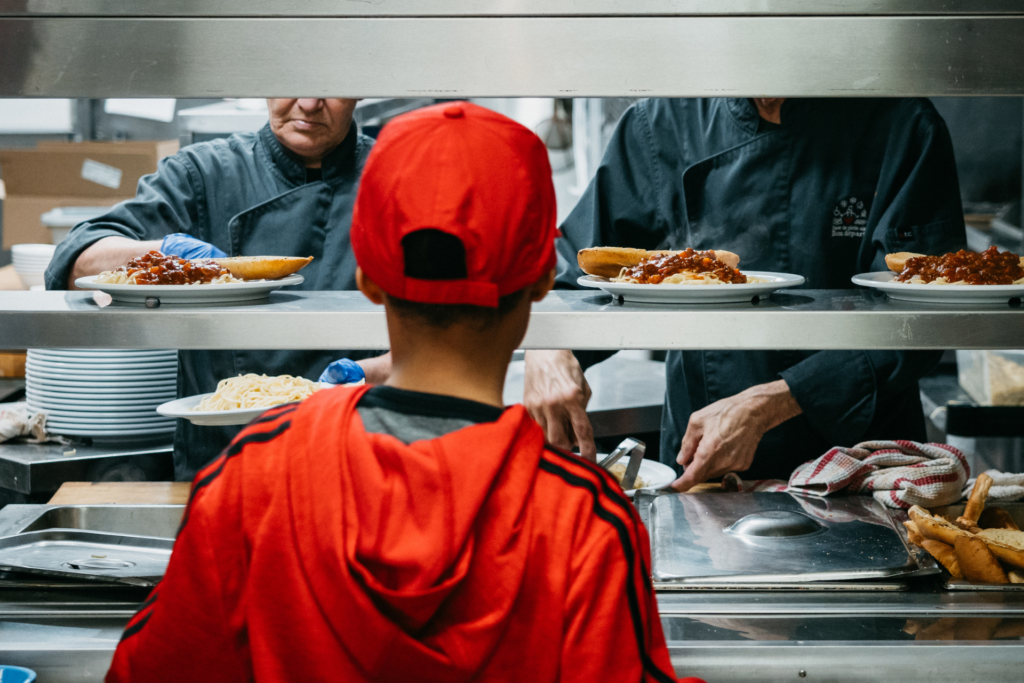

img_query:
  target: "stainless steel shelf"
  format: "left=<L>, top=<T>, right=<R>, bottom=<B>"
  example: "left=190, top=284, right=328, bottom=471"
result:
left=1, top=290, right=1022, bottom=351
left=2, top=16, right=1023, bottom=97
left=3, top=1, right=1022, bottom=17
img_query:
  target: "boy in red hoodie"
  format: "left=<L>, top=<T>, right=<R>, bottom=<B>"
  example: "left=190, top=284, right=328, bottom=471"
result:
left=107, top=102, right=697, bottom=683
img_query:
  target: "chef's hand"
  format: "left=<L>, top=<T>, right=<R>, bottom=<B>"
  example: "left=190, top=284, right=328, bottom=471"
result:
left=671, top=379, right=802, bottom=492
left=523, top=350, right=597, bottom=462
left=159, top=233, right=227, bottom=260
left=319, top=358, right=366, bottom=385
left=319, top=353, right=392, bottom=386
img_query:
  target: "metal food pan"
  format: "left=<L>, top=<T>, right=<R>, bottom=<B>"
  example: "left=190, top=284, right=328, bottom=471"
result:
left=930, top=502, right=1024, bottom=592
left=0, top=530, right=172, bottom=587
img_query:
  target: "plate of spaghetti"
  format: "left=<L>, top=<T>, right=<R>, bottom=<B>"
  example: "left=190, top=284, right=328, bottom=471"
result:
left=576, top=247, right=803, bottom=303
left=853, top=246, right=1024, bottom=304
left=157, top=373, right=361, bottom=426
left=76, top=251, right=306, bottom=304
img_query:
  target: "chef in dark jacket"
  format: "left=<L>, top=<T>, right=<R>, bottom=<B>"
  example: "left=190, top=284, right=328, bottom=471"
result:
left=46, top=99, right=389, bottom=481
left=524, top=97, right=966, bottom=491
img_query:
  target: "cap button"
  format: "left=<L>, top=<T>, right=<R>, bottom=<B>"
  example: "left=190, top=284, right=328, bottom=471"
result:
left=444, top=105, right=465, bottom=119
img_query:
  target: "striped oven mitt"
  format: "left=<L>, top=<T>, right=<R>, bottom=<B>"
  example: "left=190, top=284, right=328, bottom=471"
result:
left=788, top=440, right=970, bottom=509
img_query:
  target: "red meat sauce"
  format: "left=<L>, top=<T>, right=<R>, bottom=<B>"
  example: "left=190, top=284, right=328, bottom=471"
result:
left=621, top=248, right=747, bottom=285
left=897, top=246, right=1024, bottom=286
left=114, top=250, right=229, bottom=285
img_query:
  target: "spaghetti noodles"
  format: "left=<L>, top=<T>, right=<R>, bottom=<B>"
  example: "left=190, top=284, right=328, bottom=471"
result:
left=194, top=374, right=322, bottom=411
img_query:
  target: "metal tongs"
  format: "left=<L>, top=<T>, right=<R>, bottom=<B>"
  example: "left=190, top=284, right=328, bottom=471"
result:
left=599, top=437, right=646, bottom=490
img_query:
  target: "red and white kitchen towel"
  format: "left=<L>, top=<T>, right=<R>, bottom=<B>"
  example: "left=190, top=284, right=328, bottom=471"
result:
left=724, top=440, right=970, bottom=510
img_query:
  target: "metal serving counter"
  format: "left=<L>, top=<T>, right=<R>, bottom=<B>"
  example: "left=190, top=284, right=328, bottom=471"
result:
left=3, top=2, right=1024, bottom=98
left=1, top=289, right=1022, bottom=351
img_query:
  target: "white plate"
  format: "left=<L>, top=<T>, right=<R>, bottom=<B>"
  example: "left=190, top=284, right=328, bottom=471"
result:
left=577, top=272, right=805, bottom=304
left=599, top=456, right=677, bottom=497
left=26, top=376, right=178, bottom=390
left=157, top=385, right=331, bottom=426
left=74, top=274, right=304, bottom=305
left=26, top=368, right=178, bottom=382
left=29, top=403, right=164, bottom=419
left=46, top=416, right=174, bottom=427
left=25, top=385, right=175, bottom=401
left=29, top=350, right=175, bottom=360
left=851, top=272, right=1024, bottom=304
left=46, top=425, right=176, bottom=439
left=26, top=397, right=171, bottom=411
left=26, top=359, right=178, bottom=372
left=28, top=354, right=176, bottom=366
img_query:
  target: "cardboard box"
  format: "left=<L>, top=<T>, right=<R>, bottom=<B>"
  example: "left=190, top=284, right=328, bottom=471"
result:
left=0, top=139, right=178, bottom=248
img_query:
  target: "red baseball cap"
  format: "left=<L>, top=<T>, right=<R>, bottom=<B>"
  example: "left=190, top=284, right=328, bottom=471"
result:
left=350, top=101, right=557, bottom=307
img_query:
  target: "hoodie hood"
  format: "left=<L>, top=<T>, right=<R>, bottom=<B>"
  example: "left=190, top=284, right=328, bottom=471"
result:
left=287, top=386, right=545, bottom=682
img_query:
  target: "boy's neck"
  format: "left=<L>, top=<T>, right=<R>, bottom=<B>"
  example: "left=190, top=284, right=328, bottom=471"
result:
left=383, top=322, right=516, bottom=409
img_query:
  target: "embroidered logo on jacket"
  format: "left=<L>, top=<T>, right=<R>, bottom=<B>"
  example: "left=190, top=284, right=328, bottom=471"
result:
left=831, top=196, right=869, bottom=238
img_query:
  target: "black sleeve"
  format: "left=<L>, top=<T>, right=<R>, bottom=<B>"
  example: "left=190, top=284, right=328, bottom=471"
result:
left=45, top=156, right=203, bottom=290
left=555, top=101, right=672, bottom=290
left=556, top=101, right=673, bottom=370
left=783, top=102, right=963, bottom=445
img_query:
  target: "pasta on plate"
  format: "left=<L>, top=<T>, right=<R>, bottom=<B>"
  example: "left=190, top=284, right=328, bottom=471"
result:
left=194, top=374, right=322, bottom=411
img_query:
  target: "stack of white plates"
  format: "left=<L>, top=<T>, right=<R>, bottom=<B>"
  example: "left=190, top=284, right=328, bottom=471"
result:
left=25, top=349, right=178, bottom=444
left=12, top=244, right=56, bottom=289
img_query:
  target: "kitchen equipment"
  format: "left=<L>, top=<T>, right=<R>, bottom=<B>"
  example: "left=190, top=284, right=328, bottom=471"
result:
left=0, top=666, right=37, bottom=683
left=577, top=271, right=804, bottom=304
left=10, top=244, right=55, bottom=289
left=619, top=439, right=645, bottom=490
left=40, top=206, right=113, bottom=245
left=956, top=350, right=1024, bottom=406
left=649, top=492, right=927, bottom=585
left=0, top=529, right=172, bottom=586
left=598, top=437, right=643, bottom=470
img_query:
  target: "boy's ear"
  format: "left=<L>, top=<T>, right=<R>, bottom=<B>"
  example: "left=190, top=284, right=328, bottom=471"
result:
left=355, top=267, right=387, bottom=305
left=529, top=268, right=556, bottom=303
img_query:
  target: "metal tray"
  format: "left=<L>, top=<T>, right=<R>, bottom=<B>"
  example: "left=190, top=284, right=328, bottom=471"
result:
left=932, top=502, right=1024, bottom=592
left=0, top=530, right=173, bottom=587
left=649, top=492, right=929, bottom=585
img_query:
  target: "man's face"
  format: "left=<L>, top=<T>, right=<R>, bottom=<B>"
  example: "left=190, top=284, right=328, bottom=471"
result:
left=267, top=99, right=358, bottom=167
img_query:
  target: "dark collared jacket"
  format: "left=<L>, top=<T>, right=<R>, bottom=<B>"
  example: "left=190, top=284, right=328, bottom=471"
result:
left=47, top=124, right=375, bottom=480
left=556, top=98, right=966, bottom=479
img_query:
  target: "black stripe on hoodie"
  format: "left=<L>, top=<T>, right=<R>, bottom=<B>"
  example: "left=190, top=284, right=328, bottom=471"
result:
left=176, top=418, right=292, bottom=536
left=539, top=448, right=676, bottom=683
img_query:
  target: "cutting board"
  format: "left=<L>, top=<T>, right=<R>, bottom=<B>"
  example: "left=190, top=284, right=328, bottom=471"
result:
left=49, top=482, right=190, bottom=505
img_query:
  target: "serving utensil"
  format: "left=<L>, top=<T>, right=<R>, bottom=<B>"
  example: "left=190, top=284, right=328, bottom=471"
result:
left=599, top=437, right=646, bottom=489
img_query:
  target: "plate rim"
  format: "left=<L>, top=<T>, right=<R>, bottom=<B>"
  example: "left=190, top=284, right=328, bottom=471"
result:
left=578, top=270, right=805, bottom=291
left=75, top=273, right=304, bottom=292
left=852, top=271, right=1024, bottom=292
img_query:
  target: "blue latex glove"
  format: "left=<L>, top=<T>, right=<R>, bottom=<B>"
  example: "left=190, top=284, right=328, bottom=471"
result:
left=319, top=358, right=366, bottom=386
left=160, top=233, right=227, bottom=260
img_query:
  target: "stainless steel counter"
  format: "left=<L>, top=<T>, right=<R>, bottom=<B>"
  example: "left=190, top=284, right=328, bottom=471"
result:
left=2, top=504, right=1024, bottom=682
left=3, top=5, right=1024, bottom=98
left=0, top=444, right=172, bottom=496
left=1, top=289, right=1023, bottom=351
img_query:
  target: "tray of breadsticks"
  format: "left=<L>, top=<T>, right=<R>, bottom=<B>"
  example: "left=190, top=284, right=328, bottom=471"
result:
left=903, top=474, right=1024, bottom=590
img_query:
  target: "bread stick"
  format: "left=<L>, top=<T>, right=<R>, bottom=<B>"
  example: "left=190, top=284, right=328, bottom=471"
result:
left=955, top=516, right=983, bottom=534
left=904, top=520, right=926, bottom=547
left=964, top=473, right=994, bottom=523
left=909, top=505, right=970, bottom=546
left=954, top=535, right=1009, bottom=584
left=921, top=539, right=963, bottom=579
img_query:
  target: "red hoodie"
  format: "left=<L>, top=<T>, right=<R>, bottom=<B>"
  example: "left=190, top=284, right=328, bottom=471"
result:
left=107, top=386, right=692, bottom=683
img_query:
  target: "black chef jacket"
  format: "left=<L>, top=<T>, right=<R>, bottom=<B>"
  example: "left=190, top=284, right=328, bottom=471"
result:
left=46, top=124, right=375, bottom=480
left=556, top=98, right=966, bottom=480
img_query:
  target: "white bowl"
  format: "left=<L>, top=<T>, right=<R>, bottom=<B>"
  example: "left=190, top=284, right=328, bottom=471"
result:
left=11, top=244, right=55, bottom=258
left=15, top=272, right=45, bottom=288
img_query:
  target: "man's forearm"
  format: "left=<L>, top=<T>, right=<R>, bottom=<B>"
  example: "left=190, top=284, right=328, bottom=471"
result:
left=68, top=236, right=162, bottom=289
left=744, top=379, right=803, bottom=432
left=357, top=353, right=392, bottom=385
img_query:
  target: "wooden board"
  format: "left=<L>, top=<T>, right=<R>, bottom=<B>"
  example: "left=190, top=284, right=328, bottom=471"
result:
left=49, top=481, right=190, bottom=505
